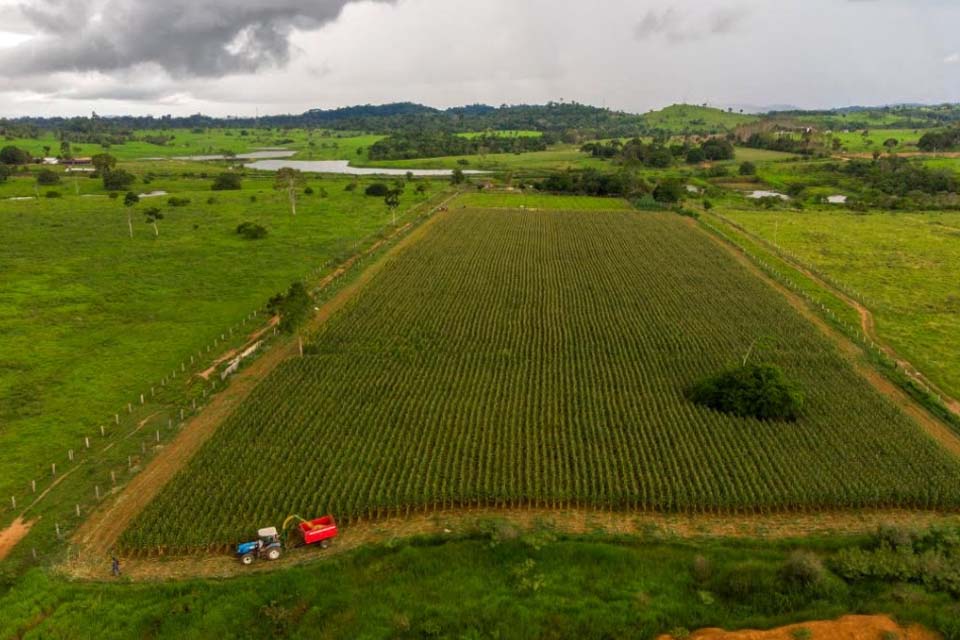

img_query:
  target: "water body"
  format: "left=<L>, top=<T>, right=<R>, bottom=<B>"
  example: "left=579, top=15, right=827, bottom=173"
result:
left=747, top=190, right=790, bottom=200
left=245, top=159, right=485, bottom=176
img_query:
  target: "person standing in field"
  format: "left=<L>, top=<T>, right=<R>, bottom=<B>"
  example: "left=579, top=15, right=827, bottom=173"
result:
left=111, top=556, right=121, bottom=577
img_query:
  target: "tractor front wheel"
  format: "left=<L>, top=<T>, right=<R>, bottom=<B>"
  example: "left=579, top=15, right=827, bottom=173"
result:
left=266, top=547, right=281, bottom=561
left=240, top=553, right=255, bottom=566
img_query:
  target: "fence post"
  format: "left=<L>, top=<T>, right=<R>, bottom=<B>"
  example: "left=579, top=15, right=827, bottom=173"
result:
left=55, top=523, right=61, bottom=538
left=31, top=480, right=36, bottom=493
left=85, top=436, right=90, bottom=449
left=128, top=456, right=132, bottom=470
left=156, top=430, right=160, bottom=443
left=75, top=504, right=80, bottom=517
left=52, top=463, right=56, bottom=477
left=100, top=425, right=105, bottom=437
left=140, top=394, right=144, bottom=405
left=95, top=486, right=100, bottom=500
left=111, top=471, right=116, bottom=485
left=10, top=496, right=15, bottom=509
left=68, top=449, right=73, bottom=462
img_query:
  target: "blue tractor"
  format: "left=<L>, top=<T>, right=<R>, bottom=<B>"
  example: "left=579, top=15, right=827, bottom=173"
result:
left=236, top=526, right=282, bottom=565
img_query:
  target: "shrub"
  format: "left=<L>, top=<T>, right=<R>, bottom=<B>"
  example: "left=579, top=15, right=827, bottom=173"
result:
left=168, top=197, right=191, bottom=207
left=237, top=222, right=268, bottom=240
left=717, top=562, right=774, bottom=601
left=344, top=182, right=357, bottom=192
left=365, top=182, right=389, bottom=197
left=690, top=363, right=803, bottom=421
left=691, top=555, right=712, bottom=584
left=36, top=169, right=60, bottom=185
left=45, top=190, right=61, bottom=198
left=304, top=186, right=314, bottom=195
left=685, top=148, right=706, bottom=164
left=791, top=628, right=812, bottom=640
left=739, top=161, right=757, bottom=176
left=780, top=551, right=826, bottom=589
left=211, top=172, right=242, bottom=191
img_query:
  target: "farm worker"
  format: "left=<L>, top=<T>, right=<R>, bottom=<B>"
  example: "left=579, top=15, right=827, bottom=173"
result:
left=111, top=556, right=121, bottom=577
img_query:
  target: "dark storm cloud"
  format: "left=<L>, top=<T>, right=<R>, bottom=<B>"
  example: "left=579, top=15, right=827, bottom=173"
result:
left=1, top=0, right=390, bottom=77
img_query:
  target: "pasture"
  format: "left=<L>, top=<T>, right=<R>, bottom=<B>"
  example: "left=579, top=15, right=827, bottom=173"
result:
left=123, top=206, right=960, bottom=552
left=0, top=170, right=441, bottom=505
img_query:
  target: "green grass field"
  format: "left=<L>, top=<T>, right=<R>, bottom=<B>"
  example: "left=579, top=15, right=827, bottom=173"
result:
left=0, top=171, right=441, bottom=508
left=721, top=208, right=960, bottom=400
left=123, top=207, right=960, bottom=552
left=362, top=145, right=608, bottom=172
left=829, top=129, right=922, bottom=154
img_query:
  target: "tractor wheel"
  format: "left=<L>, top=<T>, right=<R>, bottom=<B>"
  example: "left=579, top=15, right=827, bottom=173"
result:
left=266, top=547, right=281, bottom=561
left=240, top=553, right=255, bottom=566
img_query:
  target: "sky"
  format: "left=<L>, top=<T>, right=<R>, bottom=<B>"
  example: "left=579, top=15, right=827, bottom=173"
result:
left=0, top=0, right=958, bottom=118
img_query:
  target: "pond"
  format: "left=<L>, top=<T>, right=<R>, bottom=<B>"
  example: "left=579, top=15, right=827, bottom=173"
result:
left=244, top=159, right=485, bottom=177
left=746, top=190, right=790, bottom=200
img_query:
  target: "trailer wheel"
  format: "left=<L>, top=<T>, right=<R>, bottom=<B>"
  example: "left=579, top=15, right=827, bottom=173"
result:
left=266, top=547, right=281, bottom=561
left=240, top=553, right=255, bottom=566
left=320, top=540, right=330, bottom=550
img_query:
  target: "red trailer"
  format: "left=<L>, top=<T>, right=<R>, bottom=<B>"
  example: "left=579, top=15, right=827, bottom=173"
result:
left=297, top=515, right=338, bottom=547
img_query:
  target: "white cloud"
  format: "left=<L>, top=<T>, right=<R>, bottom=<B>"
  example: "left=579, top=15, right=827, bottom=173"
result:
left=945, top=53, right=960, bottom=64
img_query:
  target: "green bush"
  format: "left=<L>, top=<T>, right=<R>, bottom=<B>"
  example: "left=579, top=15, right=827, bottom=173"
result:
left=211, top=172, right=242, bottom=191
left=689, top=363, right=803, bottom=421
left=780, top=551, right=826, bottom=588
left=236, top=222, right=268, bottom=240
left=365, top=183, right=389, bottom=197
left=36, top=169, right=60, bottom=185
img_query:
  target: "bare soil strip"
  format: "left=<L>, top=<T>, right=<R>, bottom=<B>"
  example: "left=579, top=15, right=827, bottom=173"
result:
left=0, top=517, right=35, bottom=562
left=696, top=218, right=960, bottom=457
left=656, top=615, right=939, bottom=640
left=68, top=196, right=456, bottom=563
left=61, top=507, right=960, bottom=581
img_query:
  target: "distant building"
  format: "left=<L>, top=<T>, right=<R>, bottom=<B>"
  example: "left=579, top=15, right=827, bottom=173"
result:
left=62, top=157, right=92, bottom=166
left=42, top=157, right=59, bottom=165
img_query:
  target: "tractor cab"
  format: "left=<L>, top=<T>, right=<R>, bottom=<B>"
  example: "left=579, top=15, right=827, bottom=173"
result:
left=236, top=526, right=282, bottom=565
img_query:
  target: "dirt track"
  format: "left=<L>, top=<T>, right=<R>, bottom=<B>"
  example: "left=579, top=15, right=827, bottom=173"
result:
left=60, top=507, right=960, bottom=581
left=68, top=196, right=455, bottom=563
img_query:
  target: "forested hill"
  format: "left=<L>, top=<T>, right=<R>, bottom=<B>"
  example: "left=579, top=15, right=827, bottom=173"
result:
left=4, top=102, right=960, bottom=141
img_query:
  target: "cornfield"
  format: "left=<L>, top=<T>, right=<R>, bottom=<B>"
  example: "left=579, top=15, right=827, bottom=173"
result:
left=123, top=209, right=960, bottom=552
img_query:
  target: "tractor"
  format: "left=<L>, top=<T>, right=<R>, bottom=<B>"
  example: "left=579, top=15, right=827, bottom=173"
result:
left=236, top=526, right=283, bottom=565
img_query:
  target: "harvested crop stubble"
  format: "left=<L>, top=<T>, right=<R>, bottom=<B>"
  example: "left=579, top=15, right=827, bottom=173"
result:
left=123, top=209, right=960, bottom=552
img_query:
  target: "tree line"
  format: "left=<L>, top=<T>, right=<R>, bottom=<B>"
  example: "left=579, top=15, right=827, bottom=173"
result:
left=367, top=132, right=549, bottom=160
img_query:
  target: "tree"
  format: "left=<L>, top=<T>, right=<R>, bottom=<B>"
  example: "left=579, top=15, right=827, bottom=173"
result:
left=36, top=169, right=60, bottom=185
left=59, top=140, right=72, bottom=160
left=689, top=363, right=803, bottom=422
left=237, top=222, right=268, bottom=239
left=123, top=191, right=139, bottom=238
left=103, top=168, right=135, bottom=191
left=144, top=206, right=164, bottom=236
left=685, top=147, right=706, bottom=164
left=451, top=168, right=466, bottom=185
left=652, top=178, right=685, bottom=204
left=273, top=167, right=305, bottom=215
left=91, top=153, right=117, bottom=174
left=883, top=138, right=899, bottom=153
left=211, top=172, right=242, bottom=190
left=0, top=146, right=31, bottom=165
left=267, top=282, right=313, bottom=334
left=739, top=161, right=757, bottom=176
left=384, top=189, right=401, bottom=225
left=0, top=165, right=11, bottom=182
